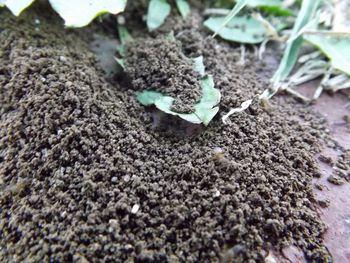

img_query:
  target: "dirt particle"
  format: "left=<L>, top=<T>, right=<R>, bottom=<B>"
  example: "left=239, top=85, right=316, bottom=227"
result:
left=327, top=174, right=346, bottom=185
left=319, top=154, right=335, bottom=166
left=318, top=199, right=330, bottom=208
left=131, top=204, right=140, bottom=214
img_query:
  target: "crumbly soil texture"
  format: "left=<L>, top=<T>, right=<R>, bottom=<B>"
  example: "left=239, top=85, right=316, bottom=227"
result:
left=125, top=37, right=202, bottom=113
left=0, top=3, right=334, bottom=263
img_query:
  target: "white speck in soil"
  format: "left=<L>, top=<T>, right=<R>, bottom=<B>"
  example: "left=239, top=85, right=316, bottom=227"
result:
left=214, top=190, right=220, bottom=197
left=111, top=177, right=118, bottom=183
left=131, top=204, right=140, bottom=214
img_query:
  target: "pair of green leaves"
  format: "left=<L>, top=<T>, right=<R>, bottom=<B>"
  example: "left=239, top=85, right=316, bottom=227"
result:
left=0, top=0, right=127, bottom=27
left=137, top=57, right=221, bottom=126
left=147, top=0, right=190, bottom=31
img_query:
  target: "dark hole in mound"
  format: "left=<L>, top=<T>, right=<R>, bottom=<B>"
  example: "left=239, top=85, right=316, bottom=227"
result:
left=150, top=108, right=203, bottom=138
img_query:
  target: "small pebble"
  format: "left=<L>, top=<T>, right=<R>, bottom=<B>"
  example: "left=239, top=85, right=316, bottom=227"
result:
left=327, top=174, right=345, bottom=185
left=111, top=177, right=118, bottom=183
left=131, top=204, right=140, bottom=214
left=60, top=56, right=67, bottom=62
left=214, top=190, right=220, bottom=197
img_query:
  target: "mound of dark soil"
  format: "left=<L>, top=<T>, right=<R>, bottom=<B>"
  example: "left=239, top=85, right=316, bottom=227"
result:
left=125, top=37, right=202, bottom=113
left=0, top=4, right=332, bottom=263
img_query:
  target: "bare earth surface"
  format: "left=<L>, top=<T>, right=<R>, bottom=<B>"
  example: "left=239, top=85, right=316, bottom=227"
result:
left=1, top=3, right=349, bottom=263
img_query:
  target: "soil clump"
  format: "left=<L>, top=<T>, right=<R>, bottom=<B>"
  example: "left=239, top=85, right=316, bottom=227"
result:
left=125, top=37, right=202, bottom=113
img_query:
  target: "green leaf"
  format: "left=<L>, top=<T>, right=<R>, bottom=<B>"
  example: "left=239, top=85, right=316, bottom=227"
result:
left=194, top=75, right=221, bottom=125
left=166, top=31, right=176, bottom=41
left=154, top=96, right=203, bottom=124
left=1, top=0, right=127, bottom=27
left=135, top=40, right=220, bottom=125
left=118, top=25, right=132, bottom=46
left=258, top=5, right=293, bottom=16
left=175, top=0, right=190, bottom=17
left=136, top=76, right=221, bottom=125
left=1, top=0, right=35, bottom=16
left=137, top=91, right=163, bottom=106
left=48, top=0, right=127, bottom=27
left=204, top=16, right=268, bottom=44
left=114, top=57, right=125, bottom=69
left=248, top=0, right=294, bottom=15
left=147, top=0, right=171, bottom=31
left=193, top=56, right=205, bottom=77
left=271, top=0, right=321, bottom=86
left=304, top=35, right=350, bottom=76
left=248, top=0, right=281, bottom=5
left=197, top=75, right=221, bottom=107
left=212, top=0, right=249, bottom=37
left=117, top=25, right=132, bottom=57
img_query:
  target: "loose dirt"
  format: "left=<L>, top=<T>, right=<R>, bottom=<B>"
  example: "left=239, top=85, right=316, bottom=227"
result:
left=0, top=3, right=337, bottom=263
left=125, top=38, right=202, bottom=113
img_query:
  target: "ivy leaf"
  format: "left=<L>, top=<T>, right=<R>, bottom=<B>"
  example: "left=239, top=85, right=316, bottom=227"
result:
left=194, top=75, right=221, bottom=125
left=1, top=0, right=127, bottom=27
left=147, top=0, right=171, bottom=31
left=204, top=16, right=268, bottom=44
left=135, top=38, right=220, bottom=125
left=197, top=75, right=221, bottom=107
left=49, top=0, right=127, bottom=27
left=137, top=91, right=163, bottom=106
left=0, top=0, right=35, bottom=16
left=175, top=0, right=190, bottom=18
left=193, top=56, right=205, bottom=77
left=154, top=96, right=203, bottom=124
left=304, top=35, right=350, bottom=76
left=136, top=66, right=221, bottom=125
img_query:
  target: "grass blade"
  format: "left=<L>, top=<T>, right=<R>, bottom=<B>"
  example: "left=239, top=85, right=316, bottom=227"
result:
left=212, top=0, right=249, bottom=37
left=271, top=0, right=320, bottom=87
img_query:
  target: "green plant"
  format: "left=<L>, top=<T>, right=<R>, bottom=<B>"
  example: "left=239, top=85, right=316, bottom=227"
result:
left=204, top=15, right=269, bottom=44
left=208, top=0, right=350, bottom=122
left=271, top=0, right=320, bottom=86
left=116, top=28, right=221, bottom=126
left=147, top=0, right=190, bottom=30
left=0, top=0, right=127, bottom=27
left=137, top=70, right=221, bottom=126
left=3, top=0, right=349, bottom=125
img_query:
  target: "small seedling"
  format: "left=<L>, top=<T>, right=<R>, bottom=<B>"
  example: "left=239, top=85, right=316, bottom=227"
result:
left=116, top=29, right=221, bottom=126
left=137, top=73, right=221, bottom=126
